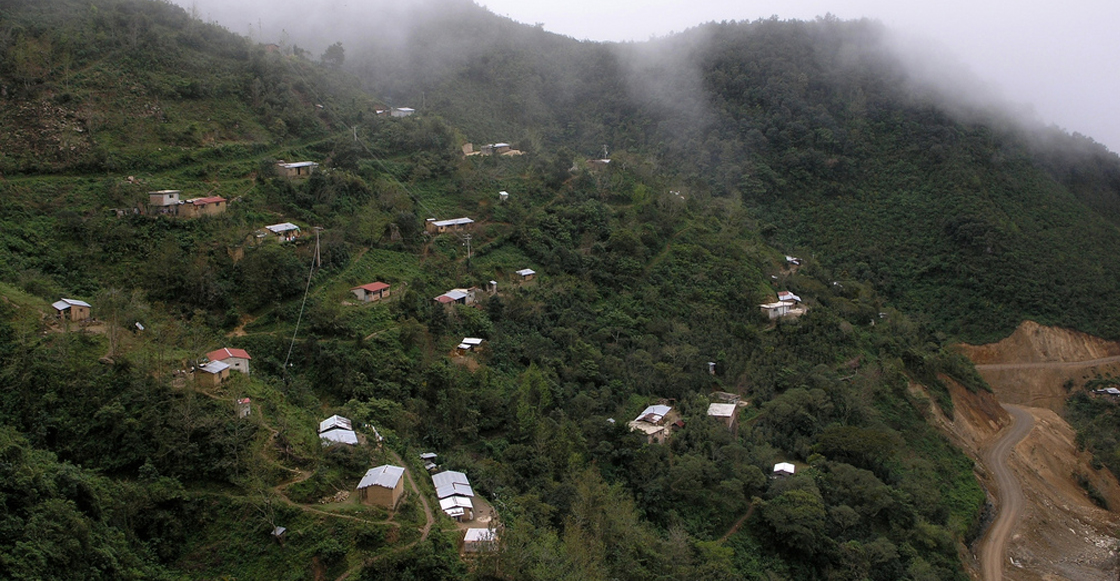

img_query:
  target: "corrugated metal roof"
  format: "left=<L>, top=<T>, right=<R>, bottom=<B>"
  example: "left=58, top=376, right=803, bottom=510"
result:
left=439, top=496, right=473, bottom=512
left=431, top=217, right=474, bottom=227
left=777, top=291, right=802, bottom=302
left=54, top=298, right=92, bottom=309
left=432, top=470, right=469, bottom=489
left=319, top=415, right=352, bottom=433
left=188, top=196, right=226, bottom=205
left=320, top=429, right=358, bottom=445
left=707, top=403, right=737, bottom=418
left=773, top=462, right=795, bottom=474
left=435, top=482, right=475, bottom=499
left=633, top=404, right=672, bottom=423
left=266, top=222, right=301, bottom=233
left=279, top=161, right=319, bottom=168
left=516, top=268, right=536, bottom=276
left=461, top=338, right=484, bottom=345
left=357, top=465, right=405, bottom=490
left=464, top=528, right=496, bottom=543
left=200, top=360, right=230, bottom=374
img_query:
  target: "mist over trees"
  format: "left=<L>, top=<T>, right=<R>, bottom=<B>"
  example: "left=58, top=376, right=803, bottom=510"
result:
left=3, top=0, right=1120, bottom=579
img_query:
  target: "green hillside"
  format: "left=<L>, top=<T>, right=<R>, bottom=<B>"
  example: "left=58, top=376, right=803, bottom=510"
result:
left=344, top=8, right=1120, bottom=343
left=3, top=0, right=1115, bottom=580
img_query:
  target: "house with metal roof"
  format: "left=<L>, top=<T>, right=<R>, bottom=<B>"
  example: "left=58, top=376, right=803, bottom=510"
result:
left=434, top=288, right=476, bottom=306
left=425, top=217, right=474, bottom=234
left=351, top=282, right=390, bottom=302
left=707, top=403, right=739, bottom=431
left=515, top=268, right=536, bottom=281
left=264, top=222, right=301, bottom=241
left=277, top=161, right=319, bottom=178
left=52, top=298, right=92, bottom=322
left=207, top=347, right=251, bottom=376
left=357, top=464, right=406, bottom=508
left=760, top=301, right=797, bottom=320
left=463, top=528, right=498, bottom=552
left=773, top=462, right=796, bottom=478
left=433, top=470, right=475, bottom=521
left=319, top=415, right=359, bottom=446
left=628, top=404, right=676, bottom=444
left=777, top=291, right=802, bottom=304
left=147, top=190, right=182, bottom=215
left=390, top=107, right=415, bottom=118
left=196, top=360, right=230, bottom=387
left=457, top=338, right=485, bottom=353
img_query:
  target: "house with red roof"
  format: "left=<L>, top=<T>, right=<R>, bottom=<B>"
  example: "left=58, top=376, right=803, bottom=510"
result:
left=351, top=282, right=390, bottom=302
left=207, top=347, right=252, bottom=376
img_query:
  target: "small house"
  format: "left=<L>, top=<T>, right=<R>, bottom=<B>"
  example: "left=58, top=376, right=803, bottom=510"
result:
left=760, top=301, right=796, bottom=320
left=1094, top=388, right=1120, bottom=396
left=271, top=526, right=287, bottom=546
left=237, top=397, right=252, bottom=418
left=457, top=338, right=485, bottom=353
left=785, top=255, right=802, bottom=266
left=433, top=470, right=475, bottom=521
left=319, top=414, right=359, bottom=446
left=351, top=282, right=390, bottom=302
left=773, top=462, right=796, bottom=478
left=277, top=161, right=319, bottom=178
left=434, top=288, right=476, bottom=306
left=587, top=159, right=611, bottom=169
left=439, top=495, right=474, bottom=521
left=52, top=298, right=92, bottom=322
left=179, top=196, right=227, bottom=218
left=707, top=403, right=738, bottom=431
left=463, top=528, right=498, bottom=553
left=515, top=268, right=536, bottom=281
left=265, top=222, right=301, bottom=242
left=628, top=404, right=675, bottom=445
left=425, top=217, right=474, bottom=234
left=777, top=291, right=802, bottom=304
left=357, top=464, right=406, bottom=509
left=498, top=190, right=509, bottom=201
left=197, top=360, right=230, bottom=387
left=147, top=190, right=181, bottom=215
left=390, top=107, right=415, bottom=118
left=207, top=347, right=252, bottom=376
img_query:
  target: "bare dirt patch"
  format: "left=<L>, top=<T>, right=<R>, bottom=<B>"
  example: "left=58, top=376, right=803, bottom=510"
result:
left=959, top=321, right=1120, bottom=412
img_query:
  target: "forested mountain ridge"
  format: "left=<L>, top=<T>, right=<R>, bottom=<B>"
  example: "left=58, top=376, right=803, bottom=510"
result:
left=0, top=0, right=1110, bottom=580
left=338, top=3, right=1120, bottom=342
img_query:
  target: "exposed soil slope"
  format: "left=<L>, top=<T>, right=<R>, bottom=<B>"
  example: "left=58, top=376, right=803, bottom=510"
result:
left=951, top=321, right=1120, bottom=580
left=960, top=321, right=1120, bottom=412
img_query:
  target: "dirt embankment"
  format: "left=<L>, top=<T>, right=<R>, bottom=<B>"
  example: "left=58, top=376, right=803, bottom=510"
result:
left=959, top=321, right=1120, bottom=412
left=948, top=321, right=1120, bottom=580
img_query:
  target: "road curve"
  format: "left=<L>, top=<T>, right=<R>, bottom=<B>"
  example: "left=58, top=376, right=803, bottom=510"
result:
left=979, top=404, right=1034, bottom=581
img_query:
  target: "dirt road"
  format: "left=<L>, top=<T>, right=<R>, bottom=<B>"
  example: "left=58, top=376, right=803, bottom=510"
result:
left=974, top=355, right=1120, bottom=371
left=979, top=404, right=1034, bottom=581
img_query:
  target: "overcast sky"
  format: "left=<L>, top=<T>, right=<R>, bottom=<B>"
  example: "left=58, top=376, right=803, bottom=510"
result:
left=177, top=0, right=1120, bottom=153
left=475, top=0, right=1120, bottom=154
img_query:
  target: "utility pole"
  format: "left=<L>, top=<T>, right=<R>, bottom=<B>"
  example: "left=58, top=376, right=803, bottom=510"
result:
left=313, top=227, right=323, bottom=267
left=463, top=234, right=472, bottom=265
left=352, top=126, right=358, bottom=142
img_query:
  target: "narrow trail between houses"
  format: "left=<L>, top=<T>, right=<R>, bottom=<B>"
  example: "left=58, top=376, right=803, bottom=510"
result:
left=978, top=404, right=1034, bottom=581
left=332, top=448, right=435, bottom=581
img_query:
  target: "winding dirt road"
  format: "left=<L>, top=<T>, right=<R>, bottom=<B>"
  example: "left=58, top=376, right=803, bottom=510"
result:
left=974, top=355, right=1120, bottom=371
left=978, top=404, right=1034, bottom=581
